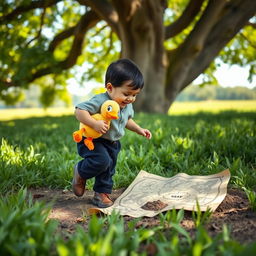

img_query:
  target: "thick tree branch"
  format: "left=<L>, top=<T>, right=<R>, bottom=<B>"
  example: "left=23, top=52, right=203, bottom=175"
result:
left=48, top=9, right=102, bottom=55
left=60, top=11, right=100, bottom=69
left=0, top=0, right=62, bottom=24
left=165, top=0, right=231, bottom=101
left=26, top=7, right=46, bottom=46
left=77, top=0, right=119, bottom=35
left=166, top=0, right=226, bottom=74
left=32, top=10, right=100, bottom=81
left=2, top=10, right=101, bottom=87
left=181, top=0, right=256, bottom=90
left=165, top=0, right=204, bottom=40
left=48, top=26, right=77, bottom=52
left=182, top=0, right=227, bottom=52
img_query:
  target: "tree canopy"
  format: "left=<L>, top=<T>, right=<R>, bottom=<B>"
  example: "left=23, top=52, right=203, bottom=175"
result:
left=1, top=0, right=256, bottom=112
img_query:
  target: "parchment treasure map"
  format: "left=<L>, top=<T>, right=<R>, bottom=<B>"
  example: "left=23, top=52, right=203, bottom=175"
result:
left=89, top=169, right=230, bottom=218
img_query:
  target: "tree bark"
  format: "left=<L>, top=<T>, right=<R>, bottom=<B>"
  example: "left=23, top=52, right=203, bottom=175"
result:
left=112, top=0, right=167, bottom=113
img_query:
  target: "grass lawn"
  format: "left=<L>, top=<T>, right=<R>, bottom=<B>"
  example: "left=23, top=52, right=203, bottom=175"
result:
left=0, top=100, right=255, bottom=190
left=0, top=100, right=256, bottom=255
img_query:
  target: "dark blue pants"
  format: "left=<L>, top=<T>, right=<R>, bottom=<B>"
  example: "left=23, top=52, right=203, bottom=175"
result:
left=77, top=137, right=121, bottom=194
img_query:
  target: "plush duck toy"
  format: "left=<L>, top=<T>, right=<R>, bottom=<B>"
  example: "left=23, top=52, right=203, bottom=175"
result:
left=73, top=100, right=120, bottom=150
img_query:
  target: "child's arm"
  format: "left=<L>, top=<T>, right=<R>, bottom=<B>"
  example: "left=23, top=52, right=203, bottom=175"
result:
left=75, top=108, right=109, bottom=134
left=126, top=118, right=152, bottom=139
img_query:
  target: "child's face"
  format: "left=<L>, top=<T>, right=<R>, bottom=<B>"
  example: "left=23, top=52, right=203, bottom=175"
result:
left=106, top=81, right=141, bottom=109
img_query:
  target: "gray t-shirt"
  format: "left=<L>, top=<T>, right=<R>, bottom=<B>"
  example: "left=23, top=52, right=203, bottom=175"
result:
left=76, top=92, right=134, bottom=141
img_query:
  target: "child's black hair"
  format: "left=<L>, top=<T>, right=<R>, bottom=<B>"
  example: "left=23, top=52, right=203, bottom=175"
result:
left=105, top=59, right=144, bottom=90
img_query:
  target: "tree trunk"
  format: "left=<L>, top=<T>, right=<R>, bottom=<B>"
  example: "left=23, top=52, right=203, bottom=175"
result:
left=115, top=0, right=256, bottom=113
left=114, top=0, right=167, bottom=113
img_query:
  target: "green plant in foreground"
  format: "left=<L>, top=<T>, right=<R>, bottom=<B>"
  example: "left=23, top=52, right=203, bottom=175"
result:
left=57, top=212, right=155, bottom=256
left=243, top=187, right=256, bottom=211
left=0, top=189, right=58, bottom=256
left=1, top=190, right=256, bottom=256
left=192, top=201, right=213, bottom=228
left=159, top=208, right=184, bottom=226
left=56, top=210, right=256, bottom=256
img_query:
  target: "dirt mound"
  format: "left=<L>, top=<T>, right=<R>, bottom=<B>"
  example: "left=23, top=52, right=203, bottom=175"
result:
left=30, top=188, right=256, bottom=244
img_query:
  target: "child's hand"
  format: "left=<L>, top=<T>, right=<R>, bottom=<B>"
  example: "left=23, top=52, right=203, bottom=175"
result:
left=137, top=128, right=152, bottom=139
left=125, top=119, right=152, bottom=139
left=93, top=120, right=109, bottom=134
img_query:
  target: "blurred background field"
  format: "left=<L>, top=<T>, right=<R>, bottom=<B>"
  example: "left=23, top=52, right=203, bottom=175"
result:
left=169, top=100, right=256, bottom=115
left=1, top=100, right=256, bottom=121
left=0, top=107, right=74, bottom=121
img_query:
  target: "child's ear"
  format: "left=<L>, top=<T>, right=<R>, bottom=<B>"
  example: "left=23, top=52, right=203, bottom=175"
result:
left=106, top=83, right=113, bottom=92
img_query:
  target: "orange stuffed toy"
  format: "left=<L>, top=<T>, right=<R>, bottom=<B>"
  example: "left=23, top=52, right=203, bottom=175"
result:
left=73, top=100, right=120, bottom=150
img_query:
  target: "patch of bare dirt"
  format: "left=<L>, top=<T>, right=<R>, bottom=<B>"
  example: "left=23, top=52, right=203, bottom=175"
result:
left=29, top=188, right=256, bottom=244
left=141, top=200, right=168, bottom=211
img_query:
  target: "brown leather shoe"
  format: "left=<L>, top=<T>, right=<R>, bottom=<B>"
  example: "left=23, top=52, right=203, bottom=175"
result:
left=72, top=164, right=86, bottom=197
left=92, top=192, right=113, bottom=208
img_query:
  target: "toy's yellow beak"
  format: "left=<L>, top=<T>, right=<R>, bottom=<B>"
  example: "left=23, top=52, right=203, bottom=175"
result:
left=106, top=112, right=119, bottom=120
